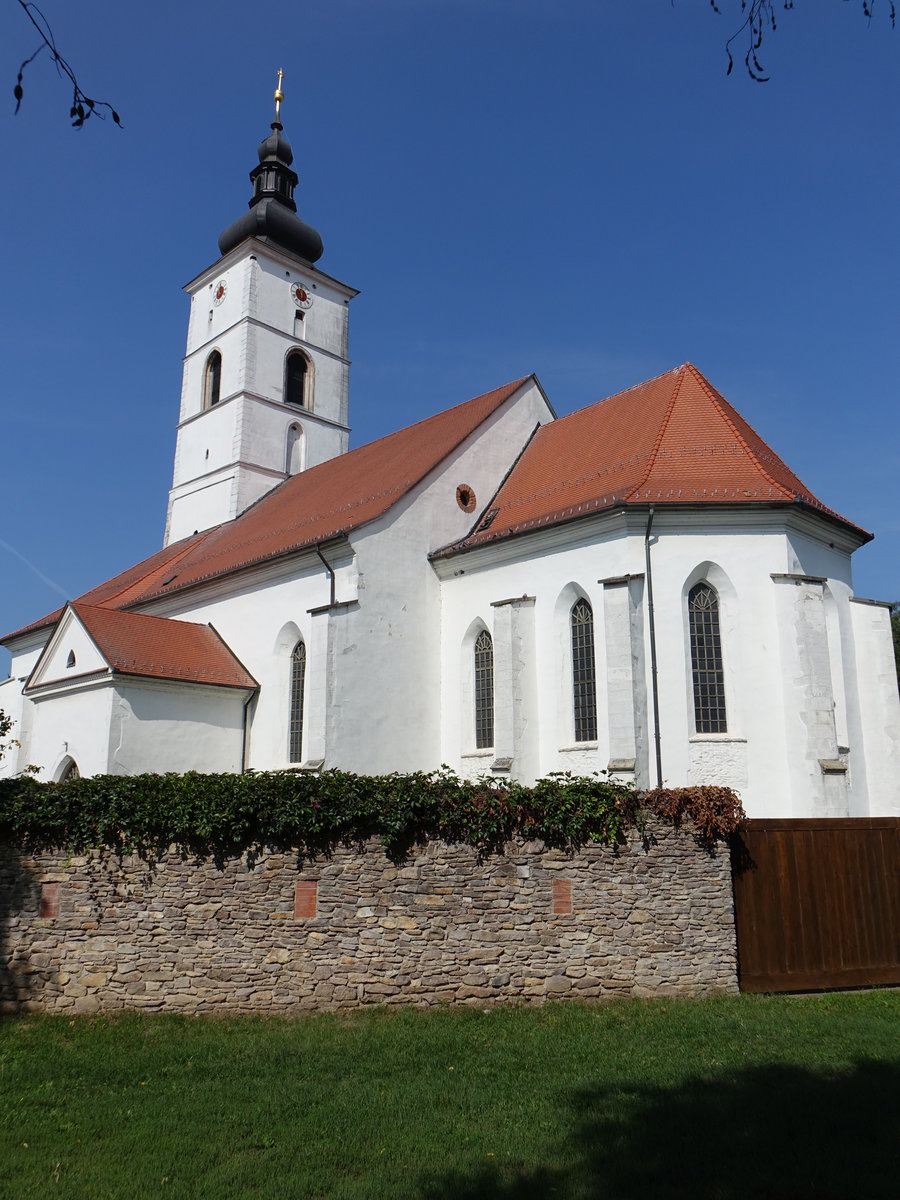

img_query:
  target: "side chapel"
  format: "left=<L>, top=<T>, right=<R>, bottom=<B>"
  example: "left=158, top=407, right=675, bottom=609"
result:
left=2, top=84, right=898, bottom=818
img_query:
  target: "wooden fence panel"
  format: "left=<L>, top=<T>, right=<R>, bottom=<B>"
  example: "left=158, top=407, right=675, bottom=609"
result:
left=731, top=818, right=900, bottom=993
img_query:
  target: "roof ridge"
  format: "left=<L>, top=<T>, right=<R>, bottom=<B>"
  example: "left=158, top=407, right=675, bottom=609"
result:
left=374, top=376, right=530, bottom=441
left=688, top=364, right=794, bottom=500
left=623, top=364, right=687, bottom=500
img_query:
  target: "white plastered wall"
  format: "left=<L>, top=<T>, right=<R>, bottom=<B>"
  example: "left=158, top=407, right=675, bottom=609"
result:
left=848, top=599, right=900, bottom=815
left=27, top=682, right=115, bottom=780
left=436, top=507, right=894, bottom=817
left=107, top=679, right=247, bottom=775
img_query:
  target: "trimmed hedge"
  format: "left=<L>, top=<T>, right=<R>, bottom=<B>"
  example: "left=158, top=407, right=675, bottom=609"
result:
left=0, top=769, right=745, bottom=860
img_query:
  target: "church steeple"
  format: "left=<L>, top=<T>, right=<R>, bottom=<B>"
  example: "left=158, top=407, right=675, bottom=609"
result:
left=164, top=74, right=357, bottom=547
left=218, top=72, right=324, bottom=263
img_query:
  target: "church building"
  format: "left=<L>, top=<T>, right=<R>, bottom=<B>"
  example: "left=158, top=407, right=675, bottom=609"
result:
left=2, top=88, right=898, bottom=819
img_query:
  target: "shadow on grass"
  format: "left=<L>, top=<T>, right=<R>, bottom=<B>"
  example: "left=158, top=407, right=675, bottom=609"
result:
left=420, top=1059, right=900, bottom=1199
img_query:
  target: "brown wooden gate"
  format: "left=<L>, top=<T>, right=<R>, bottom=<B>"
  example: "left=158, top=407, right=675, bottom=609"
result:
left=731, top=818, right=900, bottom=993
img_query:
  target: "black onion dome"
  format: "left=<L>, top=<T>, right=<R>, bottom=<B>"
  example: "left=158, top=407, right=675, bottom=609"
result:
left=218, top=118, right=323, bottom=263
left=257, top=128, right=293, bottom=164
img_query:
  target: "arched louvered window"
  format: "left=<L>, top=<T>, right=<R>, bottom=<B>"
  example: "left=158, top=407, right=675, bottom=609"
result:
left=203, top=350, right=222, bottom=409
left=689, top=583, right=727, bottom=733
left=285, top=350, right=309, bottom=408
left=289, top=640, right=307, bottom=763
left=474, top=630, right=494, bottom=750
left=571, top=598, right=598, bottom=742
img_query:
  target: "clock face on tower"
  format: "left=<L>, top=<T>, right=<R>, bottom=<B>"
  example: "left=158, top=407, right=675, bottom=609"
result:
left=291, top=282, right=313, bottom=310
left=212, top=279, right=227, bottom=306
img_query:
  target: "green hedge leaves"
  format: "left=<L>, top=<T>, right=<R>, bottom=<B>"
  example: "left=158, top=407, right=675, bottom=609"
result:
left=0, top=768, right=744, bottom=860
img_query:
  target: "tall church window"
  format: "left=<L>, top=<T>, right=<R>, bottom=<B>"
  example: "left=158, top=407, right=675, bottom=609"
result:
left=474, top=630, right=494, bottom=750
left=203, top=350, right=222, bottom=409
left=289, top=640, right=307, bottom=763
left=689, top=583, right=727, bottom=733
left=571, top=598, right=597, bottom=742
left=285, top=350, right=310, bottom=408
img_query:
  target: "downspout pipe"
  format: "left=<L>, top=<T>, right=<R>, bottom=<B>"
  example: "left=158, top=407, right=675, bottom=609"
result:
left=316, top=542, right=336, bottom=607
left=240, top=691, right=256, bottom=774
left=644, top=506, right=663, bottom=788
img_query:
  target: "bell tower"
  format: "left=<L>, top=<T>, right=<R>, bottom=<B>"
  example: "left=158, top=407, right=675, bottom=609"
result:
left=164, top=74, right=358, bottom=546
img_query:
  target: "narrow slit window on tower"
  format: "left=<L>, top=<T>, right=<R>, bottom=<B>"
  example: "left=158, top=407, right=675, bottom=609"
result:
left=203, top=350, right=222, bottom=409
left=474, top=630, right=494, bottom=750
left=689, top=582, right=727, bottom=733
left=571, top=598, right=598, bottom=742
left=285, top=350, right=309, bottom=408
left=285, top=423, right=303, bottom=475
left=289, top=640, right=307, bottom=763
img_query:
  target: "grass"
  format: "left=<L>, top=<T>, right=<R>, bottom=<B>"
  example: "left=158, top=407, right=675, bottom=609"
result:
left=1, top=992, right=898, bottom=1198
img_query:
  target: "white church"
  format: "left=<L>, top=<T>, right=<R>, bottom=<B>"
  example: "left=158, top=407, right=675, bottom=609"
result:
left=2, top=92, right=898, bottom=819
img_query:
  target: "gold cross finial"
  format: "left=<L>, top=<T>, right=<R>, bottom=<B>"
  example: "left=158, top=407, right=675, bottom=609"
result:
left=274, top=69, right=284, bottom=121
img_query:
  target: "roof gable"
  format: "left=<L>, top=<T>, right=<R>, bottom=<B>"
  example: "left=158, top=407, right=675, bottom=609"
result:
left=25, top=606, right=110, bottom=691
left=25, top=604, right=257, bottom=692
left=438, top=363, right=869, bottom=554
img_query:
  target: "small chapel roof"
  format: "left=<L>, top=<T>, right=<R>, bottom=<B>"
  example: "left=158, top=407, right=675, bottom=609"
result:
left=3, top=378, right=529, bottom=643
left=432, top=362, right=870, bottom=557
left=27, top=603, right=257, bottom=691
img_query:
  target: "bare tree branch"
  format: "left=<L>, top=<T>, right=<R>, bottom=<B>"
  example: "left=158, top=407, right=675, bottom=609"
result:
left=696, top=1, right=896, bottom=82
left=13, top=0, right=121, bottom=126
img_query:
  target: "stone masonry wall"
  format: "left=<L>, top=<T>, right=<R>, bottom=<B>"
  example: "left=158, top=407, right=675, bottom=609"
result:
left=0, top=822, right=738, bottom=1013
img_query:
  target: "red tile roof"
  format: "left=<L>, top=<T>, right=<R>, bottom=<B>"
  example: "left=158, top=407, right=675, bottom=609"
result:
left=3, top=378, right=529, bottom=643
left=27, top=603, right=257, bottom=690
left=434, top=363, right=870, bottom=555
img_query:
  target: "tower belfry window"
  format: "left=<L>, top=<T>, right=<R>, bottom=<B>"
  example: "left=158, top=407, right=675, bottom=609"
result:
left=285, top=350, right=310, bottom=408
left=203, top=350, right=222, bottom=409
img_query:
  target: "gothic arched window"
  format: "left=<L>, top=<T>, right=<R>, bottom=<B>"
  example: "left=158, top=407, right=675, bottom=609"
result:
left=474, top=630, right=494, bottom=750
left=285, top=350, right=310, bottom=408
left=58, top=758, right=80, bottom=783
left=571, top=598, right=598, bottom=742
left=289, top=640, right=307, bottom=764
left=689, top=583, right=727, bottom=733
left=203, top=350, right=222, bottom=409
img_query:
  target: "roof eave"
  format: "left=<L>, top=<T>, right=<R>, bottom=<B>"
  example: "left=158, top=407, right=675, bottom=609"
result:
left=431, top=497, right=870, bottom=562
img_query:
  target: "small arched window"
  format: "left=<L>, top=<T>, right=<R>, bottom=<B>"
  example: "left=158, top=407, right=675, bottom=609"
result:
left=289, top=640, right=307, bottom=763
left=689, top=583, right=727, bottom=733
left=285, top=350, right=310, bottom=408
left=474, top=630, right=494, bottom=750
left=571, top=598, right=597, bottom=742
left=285, top=423, right=303, bottom=475
left=66, top=650, right=76, bottom=669
left=203, top=350, right=222, bottom=409
left=58, top=758, right=80, bottom=783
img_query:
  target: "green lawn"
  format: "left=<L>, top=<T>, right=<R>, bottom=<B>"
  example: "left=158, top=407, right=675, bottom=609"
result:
left=1, top=993, right=898, bottom=1199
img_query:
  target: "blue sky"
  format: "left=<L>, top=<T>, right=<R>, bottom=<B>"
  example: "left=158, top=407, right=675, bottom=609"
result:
left=2, top=1, right=898, bottom=674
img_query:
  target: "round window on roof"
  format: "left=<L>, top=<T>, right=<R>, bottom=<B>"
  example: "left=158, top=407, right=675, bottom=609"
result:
left=456, top=484, right=477, bottom=513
